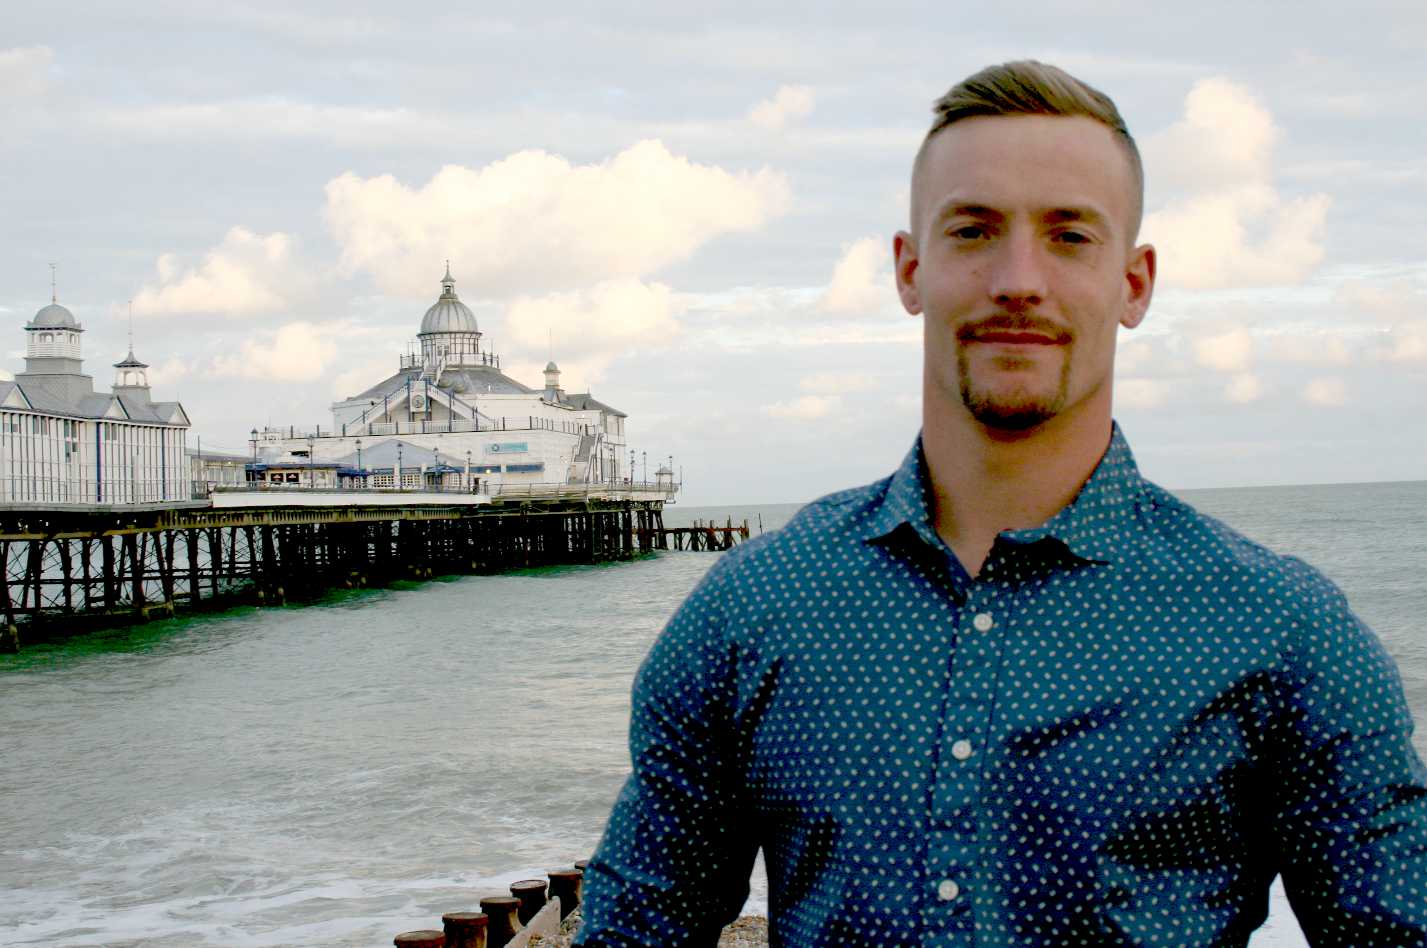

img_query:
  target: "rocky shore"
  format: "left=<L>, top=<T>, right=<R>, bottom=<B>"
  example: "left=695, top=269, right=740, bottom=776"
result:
left=529, top=909, right=769, bottom=947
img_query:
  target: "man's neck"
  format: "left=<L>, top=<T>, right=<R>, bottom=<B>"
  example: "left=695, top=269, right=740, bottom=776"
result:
left=922, top=397, right=1113, bottom=578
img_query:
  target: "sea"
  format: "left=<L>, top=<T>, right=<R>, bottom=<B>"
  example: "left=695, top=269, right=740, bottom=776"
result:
left=3, top=481, right=1426, bottom=946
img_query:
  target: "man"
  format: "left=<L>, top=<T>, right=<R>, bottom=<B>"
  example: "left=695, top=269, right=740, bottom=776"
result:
left=576, top=61, right=1427, bottom=946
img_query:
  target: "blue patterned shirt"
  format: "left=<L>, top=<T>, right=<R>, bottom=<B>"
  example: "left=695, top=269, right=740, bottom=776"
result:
left=578, top=427, right=1427, bottom=946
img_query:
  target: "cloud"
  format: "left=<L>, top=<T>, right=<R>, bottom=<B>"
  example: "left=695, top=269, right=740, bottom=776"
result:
left=0, top=46, right=52, bottom=102
left=800, top=371, right=875, bottom=394
left=146, top=357, right=192, bottom=388
left=819, top=237, right=895, bottom=316
left=1225, top=373, right=1263, bottom=404
left=133, top=227, right=303, bottom=317
left=501, top=279, right=679, bottom=380
left=1302, top=376, right=1347, bottom=406
left=1118, top=378, right=1170, bottom=409
left=762, top=395, right=841, bottom=420
left=324, top=140, right=790, bottom=298
left=1142, top=78, right=1330, bottom=289
left=211, top=321, right=340, bottom=381
left=1193, top=327, right=1253, bottom=372
left=1263, top=331, right=1356, bottom=366
left=748, top=85, right=815, bottom=130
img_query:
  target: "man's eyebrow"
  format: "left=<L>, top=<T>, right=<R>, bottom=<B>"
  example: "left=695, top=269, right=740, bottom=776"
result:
left=1042, top=207, right=1108, bottom=225
left=930, top=201, right=1004, bottom=224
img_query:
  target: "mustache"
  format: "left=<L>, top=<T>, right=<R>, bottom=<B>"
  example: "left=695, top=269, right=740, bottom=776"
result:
left=956, top=314, right=1074, bottom=344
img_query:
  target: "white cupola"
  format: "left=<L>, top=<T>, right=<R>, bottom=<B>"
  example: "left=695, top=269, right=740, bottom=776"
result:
left=113, top=349, right=150, bottom=391
left=418, top=263, right=483, bottom=372
left=24, top=285, right=85, bottom=375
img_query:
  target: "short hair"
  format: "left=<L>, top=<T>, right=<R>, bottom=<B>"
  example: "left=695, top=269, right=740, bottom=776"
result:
left=913, top=60, right=1144, bottom=239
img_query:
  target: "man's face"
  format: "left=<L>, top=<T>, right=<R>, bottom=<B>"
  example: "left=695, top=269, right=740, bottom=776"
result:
left=895, top=114, right=1155, bottom=433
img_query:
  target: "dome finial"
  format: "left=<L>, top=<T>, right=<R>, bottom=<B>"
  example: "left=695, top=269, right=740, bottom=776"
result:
left=49, top=262, right=57, bottom=303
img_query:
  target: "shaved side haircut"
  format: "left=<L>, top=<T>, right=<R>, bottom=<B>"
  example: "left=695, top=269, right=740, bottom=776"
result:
left=912, top=60, right=1145, bottom=240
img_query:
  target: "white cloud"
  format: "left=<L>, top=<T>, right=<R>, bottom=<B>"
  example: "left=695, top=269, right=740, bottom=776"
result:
left=1117, top=378, right=1170, bottom=409
left=1142, top=78, right=1330, bottom=289
left=1193, top=327, right=1253, bottom=372
left=1264, top=331, right=1356, bottom=366
left=146, top=357, right=192, bottom=388
left=133, top=227, right=302, bottom=317
left=211, top=321, right=340, bottom=381
left=0, top=46, right=52, bottom=101
left=800, top=371, right=874, bottom=394
left=1382, top=326, right=1427, bottom=364
left=762, top=395, right=841, bottom=420
left=1147, top=78, right=1278, bottom=191
left=1225, top=373, right=1263, bottom=404
left=748, top=84, right=815, bottom=130
left=324, top=140, right=790, bottom=298
left=1302, top=376, right=1347, bottom=406
left=501, top=279, right=679, bottom=381
left=819, top=236, right=894, bottom=316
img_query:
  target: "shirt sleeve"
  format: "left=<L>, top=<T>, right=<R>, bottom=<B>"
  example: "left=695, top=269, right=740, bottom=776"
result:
left=575, top=558, right=760, bottom=947
left=1274, top=561, right=1427, bottom=944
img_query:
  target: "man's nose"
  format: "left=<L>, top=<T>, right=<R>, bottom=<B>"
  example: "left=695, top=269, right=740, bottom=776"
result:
left=988, top=231, right=1047, bottom=310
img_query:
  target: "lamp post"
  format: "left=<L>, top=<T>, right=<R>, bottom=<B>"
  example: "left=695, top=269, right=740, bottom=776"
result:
left=355, top=438, right=363, bottom=490
left=629, top=449, right=635, bottom=485
left=642, top=450, right=647, bottom=484
left=465, top=449, right=472, bottom=492
left=307, top=435, right=315, bottom=488
left=396, top=443, right=404, bottom=490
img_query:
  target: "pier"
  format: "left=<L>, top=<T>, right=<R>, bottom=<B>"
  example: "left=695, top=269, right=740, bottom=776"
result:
left=0, top=489, right=701, bottom=652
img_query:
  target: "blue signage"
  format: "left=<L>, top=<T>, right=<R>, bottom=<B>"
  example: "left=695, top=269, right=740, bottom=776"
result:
left=487, top=442, right=529, bottom=454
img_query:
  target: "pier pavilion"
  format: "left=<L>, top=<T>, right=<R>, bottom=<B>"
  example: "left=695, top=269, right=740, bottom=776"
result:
left=253, top=266, right=632, bottom=495
left=0, top=292, right=189, bottom=505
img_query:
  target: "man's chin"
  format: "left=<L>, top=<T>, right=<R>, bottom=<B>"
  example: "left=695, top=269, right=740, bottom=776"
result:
left=968, top=403, right=1056, bottom=431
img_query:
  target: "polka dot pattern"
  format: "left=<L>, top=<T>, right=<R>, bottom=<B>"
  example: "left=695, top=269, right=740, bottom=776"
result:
left=577, top=427, right=1427, bottom=946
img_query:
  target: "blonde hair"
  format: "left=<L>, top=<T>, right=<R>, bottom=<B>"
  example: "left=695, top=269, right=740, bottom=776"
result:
left=914, top=60, right=1144, bottom=237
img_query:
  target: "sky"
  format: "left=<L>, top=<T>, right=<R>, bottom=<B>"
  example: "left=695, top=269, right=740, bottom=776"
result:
left=2, top=1, right=1425, bottom=505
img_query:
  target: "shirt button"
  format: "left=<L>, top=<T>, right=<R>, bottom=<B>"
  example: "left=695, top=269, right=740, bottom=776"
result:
left=972, top=612, right=994, bottom=632
left=951, top=739, right=973, bottom=761
left=937, top=879, right=960, bottom=901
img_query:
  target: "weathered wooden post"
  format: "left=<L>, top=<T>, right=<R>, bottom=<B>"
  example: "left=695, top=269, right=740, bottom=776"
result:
left=509, top=879, right=547, bottom=924
left=393, top=930, right=444, bottom=947
left=547, top=868, right=582, bottom=921
left=441, top=911, right=488, bottom=948
left=478, top=895, right=522, bottom=948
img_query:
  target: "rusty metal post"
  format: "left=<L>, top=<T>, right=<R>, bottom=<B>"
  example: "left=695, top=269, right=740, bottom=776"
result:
left=547, top=868, right=582, bottom=921
left=441, top=911, right=488, bottom=948
left=393, top=930, right=444, bottom=947
left=478, top=895, right=522, bottom=948
left=509, top=879, right=547, bottom=924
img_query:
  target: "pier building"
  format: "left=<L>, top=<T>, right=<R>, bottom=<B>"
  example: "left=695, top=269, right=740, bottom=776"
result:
left=252, top=266, right=631, bottom=495
left=0, top=293, right=190, bottom=505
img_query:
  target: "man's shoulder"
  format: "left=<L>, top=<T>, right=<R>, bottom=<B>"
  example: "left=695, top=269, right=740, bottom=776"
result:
left=1134, top=478, right=1341, bottom=604
left=698, top=477, right=891, bottom=585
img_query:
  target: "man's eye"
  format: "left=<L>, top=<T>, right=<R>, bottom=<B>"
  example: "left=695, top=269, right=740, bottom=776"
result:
left=1053, top=230, right=1091, bottom=244
left=948, top=225, right=987, bottom=240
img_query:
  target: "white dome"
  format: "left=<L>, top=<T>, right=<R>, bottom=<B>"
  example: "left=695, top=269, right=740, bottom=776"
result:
left=29, top=302, right=81, bottom=330
left=420, top=298, right=479, bottom=334
left=419, top=266, right=479, bottom=335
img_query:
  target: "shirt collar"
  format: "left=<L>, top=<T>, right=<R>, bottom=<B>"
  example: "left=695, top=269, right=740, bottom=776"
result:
left=860, top=423, right=1145, bottom=565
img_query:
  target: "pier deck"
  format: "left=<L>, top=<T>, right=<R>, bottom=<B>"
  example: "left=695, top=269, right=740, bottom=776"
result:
left=0, top=489, right=706, bottom=652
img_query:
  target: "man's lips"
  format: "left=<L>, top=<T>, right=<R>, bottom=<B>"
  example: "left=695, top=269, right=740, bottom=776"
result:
left=968, top=330, right=1065, bottom=345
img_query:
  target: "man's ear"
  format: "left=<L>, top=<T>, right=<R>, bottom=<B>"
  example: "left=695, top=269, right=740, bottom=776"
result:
left=894, top=231, right=923, bottom=316
left=1120, top=242, right=1156, bottom=330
